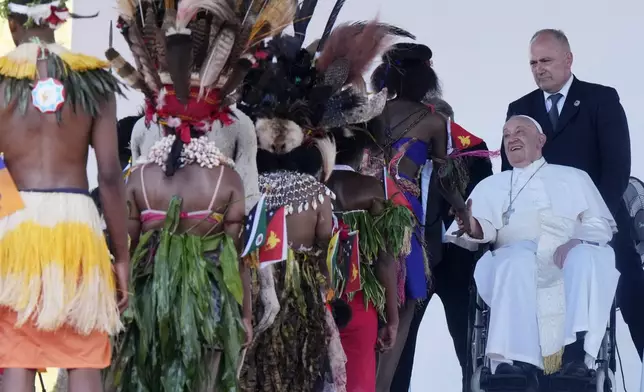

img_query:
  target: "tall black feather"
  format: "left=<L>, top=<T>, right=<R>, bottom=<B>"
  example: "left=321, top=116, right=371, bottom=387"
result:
left=316, top=0, right=345, bottom=52
left=293, top=0, right=318, bottom=46
left=165, top=33, right=194, bottom=104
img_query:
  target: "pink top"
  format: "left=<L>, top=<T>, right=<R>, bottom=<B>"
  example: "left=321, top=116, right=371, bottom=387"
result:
left=138, top=164, right=225, bottom=225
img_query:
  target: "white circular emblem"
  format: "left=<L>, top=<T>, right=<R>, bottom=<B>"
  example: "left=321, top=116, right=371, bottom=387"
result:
left=31, top=78, right=66, bottom=113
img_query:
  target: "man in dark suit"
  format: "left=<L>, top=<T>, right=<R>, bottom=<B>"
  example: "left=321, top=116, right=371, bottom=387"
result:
left=390, top=98, right=494, bottom=392
left=504, top=28, right=644, bottom=362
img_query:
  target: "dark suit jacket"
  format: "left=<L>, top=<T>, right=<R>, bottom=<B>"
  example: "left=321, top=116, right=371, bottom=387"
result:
left=502, top=77, right=631, bottom=218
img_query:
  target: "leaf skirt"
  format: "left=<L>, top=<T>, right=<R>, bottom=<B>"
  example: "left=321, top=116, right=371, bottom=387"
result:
left=241, top=250, right=329, bottom=392
left=105, top=196, right=245, bottom=392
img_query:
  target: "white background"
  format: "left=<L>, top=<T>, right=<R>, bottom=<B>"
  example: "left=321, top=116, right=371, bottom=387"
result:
left=72, top=0, right=643, bottom=390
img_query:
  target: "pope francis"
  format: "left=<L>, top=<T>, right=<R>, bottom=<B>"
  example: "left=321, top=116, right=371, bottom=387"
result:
left=446, top=115, right=620, bottom=381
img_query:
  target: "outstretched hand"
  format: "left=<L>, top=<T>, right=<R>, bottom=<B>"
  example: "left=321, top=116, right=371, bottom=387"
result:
left=450, top=199, right=475, bottom=238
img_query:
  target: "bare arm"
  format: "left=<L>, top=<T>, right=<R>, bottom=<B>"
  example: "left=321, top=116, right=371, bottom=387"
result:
left=125, top=169, right=142, bottom=252
left=92, top=95, right=129, bottom=264
left=92, top=94, right=129, bottom=311
left=375, top=250, right=399, bottom=326
left=428, top=113, right=448, bottom=162
left=223, top=170, right=251, bottom=320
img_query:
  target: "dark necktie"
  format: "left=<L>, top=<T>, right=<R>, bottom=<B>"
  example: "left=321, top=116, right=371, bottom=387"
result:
left=547, top=93, right=563, bottom=130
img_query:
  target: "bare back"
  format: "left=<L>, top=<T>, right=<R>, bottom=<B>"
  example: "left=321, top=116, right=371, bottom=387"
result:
left=284, top=199, right=333, bottom=250
left=128, top=164, right=245, bottom=238
left=0, top=62, right=95, bottom=190
left=376, top=100, right=448, bottom=163
left=327, top=171, right=385, bottom=213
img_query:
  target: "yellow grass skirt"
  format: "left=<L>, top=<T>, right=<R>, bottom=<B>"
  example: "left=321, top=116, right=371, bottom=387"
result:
left=0, top=191, right=121, bottom=335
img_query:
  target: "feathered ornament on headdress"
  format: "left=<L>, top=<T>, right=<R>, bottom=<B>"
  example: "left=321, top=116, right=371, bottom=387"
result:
left=107, top=0, right=297, bottom=143
left=238, top=0, right=414, bottom=181
left=0, top=0, right=98, bottom=29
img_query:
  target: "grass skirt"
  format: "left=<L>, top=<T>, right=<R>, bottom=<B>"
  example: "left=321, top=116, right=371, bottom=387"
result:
left=0, top=191, right=119, bottom=368
left=106, top=197, right=245, bottom=392
left=241, top=250, right=329, bottom=392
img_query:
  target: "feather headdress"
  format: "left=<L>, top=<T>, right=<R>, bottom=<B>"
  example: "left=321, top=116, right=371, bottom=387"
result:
left=108, top=0, right=296, bottom=141
left=238, top=12, right=414, bottom=179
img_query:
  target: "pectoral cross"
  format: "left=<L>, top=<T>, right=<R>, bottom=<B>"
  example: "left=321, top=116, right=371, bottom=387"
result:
left=502, top=206, right=514, bottom=226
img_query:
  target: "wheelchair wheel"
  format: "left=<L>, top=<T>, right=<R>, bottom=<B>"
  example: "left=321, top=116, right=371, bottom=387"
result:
left=470, top=365, right=486, bottom=392
left=595, top=367, right=616, bottom=392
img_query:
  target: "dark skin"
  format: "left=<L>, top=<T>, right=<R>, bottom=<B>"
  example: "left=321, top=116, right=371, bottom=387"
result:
left=282, top=189, right=334, bottom=284
left=326, top=167, right=400, bottom=352
left=0, top=21, right=128, bottom=392
left=126, top=163, right=253, bottom=346
left=373, top=99, right=469, bottom=230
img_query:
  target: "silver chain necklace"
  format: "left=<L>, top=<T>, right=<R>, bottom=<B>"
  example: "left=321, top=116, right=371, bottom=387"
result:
left=502, top=161, right=547, bottom=225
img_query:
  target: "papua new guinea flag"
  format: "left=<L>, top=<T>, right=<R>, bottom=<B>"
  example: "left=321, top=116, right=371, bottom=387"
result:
left=258, top=206, right=288, bottom=266
left=241, top=194, right=268, bottom=257
left=342, top=230, right=362, bottom=294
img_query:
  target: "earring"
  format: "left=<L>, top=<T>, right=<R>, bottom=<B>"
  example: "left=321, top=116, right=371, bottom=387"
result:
left=387, top=92, right=397, bottom=101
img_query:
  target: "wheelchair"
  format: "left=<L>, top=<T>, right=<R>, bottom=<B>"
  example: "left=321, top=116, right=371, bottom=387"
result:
left=464, top=281, right=618, bottom=392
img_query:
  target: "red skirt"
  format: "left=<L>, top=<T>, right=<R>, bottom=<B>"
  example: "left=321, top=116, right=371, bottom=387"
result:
left=339, top=291, right=378, bottom=392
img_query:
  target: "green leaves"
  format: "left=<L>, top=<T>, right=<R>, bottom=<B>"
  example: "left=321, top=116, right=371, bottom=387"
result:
left=373, top=201, right=414, bottom=257
left=108, top=196, right=244, bottom=391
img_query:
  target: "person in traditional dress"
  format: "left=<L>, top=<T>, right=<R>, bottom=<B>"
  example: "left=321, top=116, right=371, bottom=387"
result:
left=236, top=4, right=413, bottom=389
left=326, top=121, right=416, bottom=392
left=447, top=115, right=620, bottom=384
left=54, top=114, right=141, bottom=392
left=368, top=43, right=469, bottom=392
left=392, top=98, right=494, bottom=392
left=124, top=11, right=283, bottom=337
left=102, top=0, right=303, bottom=390
left=0, top=1, right=128, bottom=391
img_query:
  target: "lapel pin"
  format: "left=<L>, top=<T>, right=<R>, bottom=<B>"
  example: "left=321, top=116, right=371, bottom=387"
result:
left=574, top=100, right=580, bottom=107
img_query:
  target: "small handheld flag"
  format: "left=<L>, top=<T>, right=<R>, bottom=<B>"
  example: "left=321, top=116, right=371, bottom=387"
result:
left=327, top=230, right=340, bottom=287
left=0, top=154, right=25, bottom=219
left=241, top=194, right=268, bottom=257
left=342, top=230, right=361, bottom=294
left=258, top=207, right=288, bottom=266
left=449, top=121, right=484, bottom=151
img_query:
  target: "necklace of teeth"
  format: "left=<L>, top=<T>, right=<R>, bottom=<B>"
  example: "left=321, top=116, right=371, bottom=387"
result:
left=259, top=171, right=336, bottom=216
left=147, top=135, right=235, bottom=170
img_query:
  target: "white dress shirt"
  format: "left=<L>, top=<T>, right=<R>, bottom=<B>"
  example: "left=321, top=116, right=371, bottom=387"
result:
left=543, top=74, right=574, bottom=113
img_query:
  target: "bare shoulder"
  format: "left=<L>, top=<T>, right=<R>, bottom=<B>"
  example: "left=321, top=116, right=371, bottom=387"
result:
left=360, top=174, right=385, bottom=198
left=421, top=110, right=447, bottom=127
left=220, top=165, right=244, bottom=190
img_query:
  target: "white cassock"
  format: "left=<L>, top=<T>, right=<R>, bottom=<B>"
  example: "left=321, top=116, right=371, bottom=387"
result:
left=446, top=157, right=620, bottom=373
